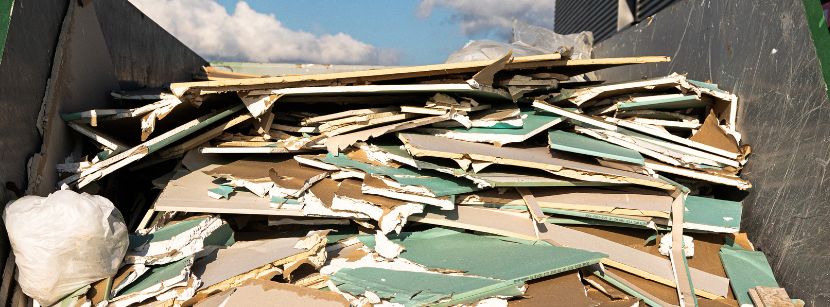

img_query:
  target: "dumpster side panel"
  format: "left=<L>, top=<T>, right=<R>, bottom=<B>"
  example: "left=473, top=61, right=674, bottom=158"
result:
left=93, top=0, right=207, bottom=90
left=592, top=0, right=830, bottom=304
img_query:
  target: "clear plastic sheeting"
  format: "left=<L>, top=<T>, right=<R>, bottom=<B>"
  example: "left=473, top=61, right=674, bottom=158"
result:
left=3, top=190, right=128, bottom=306
left=445, top=21, right=593, bottom=63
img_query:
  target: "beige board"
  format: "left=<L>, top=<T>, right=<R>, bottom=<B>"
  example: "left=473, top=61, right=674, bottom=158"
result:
left=459, top=187, right=673, bottom=218
left=154, top=167, right=304, bottom=216
left=398, top=133, right=673, bottom=190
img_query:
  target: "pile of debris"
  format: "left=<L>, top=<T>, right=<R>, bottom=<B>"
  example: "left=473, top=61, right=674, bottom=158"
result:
left=7, top=51, right=799, bottom=306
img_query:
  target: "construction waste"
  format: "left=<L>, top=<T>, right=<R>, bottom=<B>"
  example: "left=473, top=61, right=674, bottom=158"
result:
left=1, top=51, right=802, bottom=307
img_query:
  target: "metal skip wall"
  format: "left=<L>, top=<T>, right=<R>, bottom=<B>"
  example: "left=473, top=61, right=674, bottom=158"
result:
left=592, top=0, right=830, bottom=304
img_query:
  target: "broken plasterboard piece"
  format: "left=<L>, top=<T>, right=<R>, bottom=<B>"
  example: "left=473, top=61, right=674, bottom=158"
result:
left=125, top=216, right=235, bottom=266
left=409, top=205, right=730, bottom=299
left=684, top=196, right=742, bottom=233
left=323, top=113, right=453, bottom=154
left=188, top=230, right=328, bottom=303
left=689, top=111, right=741, bottom=155
left=64, top=104, right=245, bottom=189
left=458, top=187, right=672, bottom=219
left=361, top=175, right=454, bottom=209
left=720, top=246, right=781, bottom=306
left=549, top=73, right=687, bottom=107
left=532, top=101, right=618, bottom=131
left=643, top=159, right=751, bottom=190
left=616, top=94, right=708, bottom=111
left=359, top=227, right=605, bottom=283
left=330, top=267, right=524, bottom=306
left=110, top=257, right=196, bottom=307
left=314, top=152, right=481, bottom=197
left=607, top=117, right=739, bottom=160
left=548, top=130, right=645, bottom=165
left=193, top=279, right=349, bottom=307
left=419, top=110, right=564, bottom=146
left=154, top=166, right=305, bottom=216
left=170, top=55, right=671, bottom=98
left=398, top=133, right=673, bottom=190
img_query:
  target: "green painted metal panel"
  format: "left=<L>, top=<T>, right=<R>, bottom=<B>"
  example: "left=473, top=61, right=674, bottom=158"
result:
left=0, top=0, right=12, bottom=64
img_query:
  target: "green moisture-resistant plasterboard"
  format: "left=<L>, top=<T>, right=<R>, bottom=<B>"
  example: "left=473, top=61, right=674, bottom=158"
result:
left=128, top=217, right=235, bottom=250
left=444, top=110, right=562, bottom=135
left=331, top=267, right=524, bottom=307
left=117, top=257, right=192, bottom=296
left=548, top=130, right=645, bottom=165
left=321, top=153, right=480, bottom=197
left=208, top=185, right=234, bottom=199
left=719, top=246, right=780, bottom=305
left=478, top=204, right=660, bottom=230
left=0, top=0, right=11, bottom=64
left=685, top=195, right=742, bottom=233
left=360, top=228, right=606, bottom=282
left=617, top=94, right=708, bottom=111
left=687, top=80, right=720, bottom=91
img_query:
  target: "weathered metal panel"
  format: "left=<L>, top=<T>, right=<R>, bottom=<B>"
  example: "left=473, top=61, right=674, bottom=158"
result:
left=93, top=0, right=206, bottom=90
left=593, top=0, right=830, bottom=304
left=555, top=0, right=619, bottom=41
left=636, top=0, right=680, bottom=21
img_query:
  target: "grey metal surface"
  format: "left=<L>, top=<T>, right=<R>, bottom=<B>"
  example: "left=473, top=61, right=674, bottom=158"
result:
left=0, top=0, right=67, bottom=202
left=636, top=0, right=680, bottom=21
left=593, top=0, right=830, bottom=304
left=555, top=0, right=619, bottom=41
left=93, top=0, right=206, bottom=90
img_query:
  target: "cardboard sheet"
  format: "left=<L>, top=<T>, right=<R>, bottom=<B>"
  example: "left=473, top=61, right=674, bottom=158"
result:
left=689, top=112, right=740, bottom=154
left=508, top=272, right=591, bottom=307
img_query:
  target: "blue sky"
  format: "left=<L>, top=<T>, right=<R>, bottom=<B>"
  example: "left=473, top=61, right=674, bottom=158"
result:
left=132, top=0, right=556, bottom=65
left=214, top=1, right=484, bottom=65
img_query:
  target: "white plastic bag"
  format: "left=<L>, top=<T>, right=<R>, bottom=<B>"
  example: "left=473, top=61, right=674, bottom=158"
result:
left=445, top=21, right=593, bottom=63
left=4, top=190, right=128, bottom=305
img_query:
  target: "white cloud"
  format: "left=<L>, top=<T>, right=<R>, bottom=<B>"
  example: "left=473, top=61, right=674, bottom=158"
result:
left=131, top=0, right=399, bottom=65
left=417, top=0, right=556, bottom=38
